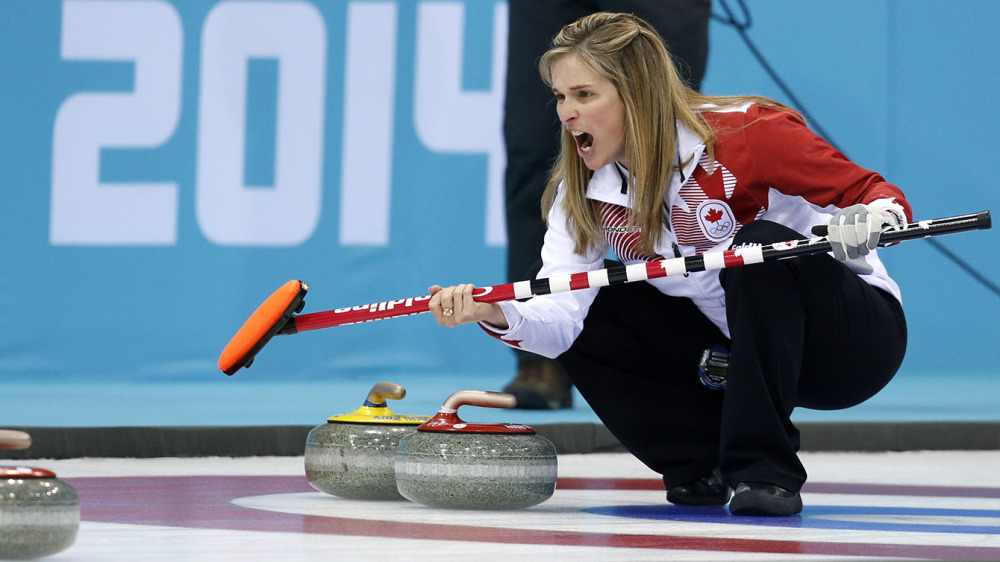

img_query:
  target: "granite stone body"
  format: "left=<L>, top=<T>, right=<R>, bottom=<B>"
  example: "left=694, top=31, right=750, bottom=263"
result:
left=0, top=468, right=79, bottom=559
left=305, top=422, right=420, bottom=500
left=395, top=431, right=557, bottom=510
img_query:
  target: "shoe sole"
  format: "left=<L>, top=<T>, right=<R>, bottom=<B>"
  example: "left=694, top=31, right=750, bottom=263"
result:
left=666, top=490, right=732, bottom=507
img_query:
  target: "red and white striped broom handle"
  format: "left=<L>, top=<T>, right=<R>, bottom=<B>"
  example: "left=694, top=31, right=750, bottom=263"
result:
left=285, top=210, right=990, bottom=334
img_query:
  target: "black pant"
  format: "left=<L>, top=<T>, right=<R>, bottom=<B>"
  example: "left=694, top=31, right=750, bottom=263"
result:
left=557, top=221, right=907, bottom=491
left=505, top=0, right=711, bottom=365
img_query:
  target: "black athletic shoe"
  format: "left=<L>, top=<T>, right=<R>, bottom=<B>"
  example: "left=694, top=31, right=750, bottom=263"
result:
left=502, top=359, right=573, bottom=410
left=665, top=468, right=732, bottom=507
left=728, top=482, right=803, bottom=516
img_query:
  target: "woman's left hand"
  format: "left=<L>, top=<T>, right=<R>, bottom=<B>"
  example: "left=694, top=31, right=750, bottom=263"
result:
left=428, top=284, right=509, bottom=329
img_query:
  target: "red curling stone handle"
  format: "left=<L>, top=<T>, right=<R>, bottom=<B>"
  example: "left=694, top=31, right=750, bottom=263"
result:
left=418, top=390, right=534, bottom=434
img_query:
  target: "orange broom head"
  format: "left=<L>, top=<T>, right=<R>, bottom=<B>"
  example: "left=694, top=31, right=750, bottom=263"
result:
left=219, top=280, right=307, bottom=375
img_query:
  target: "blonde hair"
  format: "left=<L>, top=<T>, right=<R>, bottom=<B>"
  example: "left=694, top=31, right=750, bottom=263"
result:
left=539, top=12, right=789, bottom=255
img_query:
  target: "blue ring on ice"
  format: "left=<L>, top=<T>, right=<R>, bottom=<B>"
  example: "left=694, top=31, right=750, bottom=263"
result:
left=585, top=505, right=1000, bottom=534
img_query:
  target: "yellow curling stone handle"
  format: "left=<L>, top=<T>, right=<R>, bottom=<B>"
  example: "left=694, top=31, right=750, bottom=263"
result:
left=327, top=382, right=430, bottom=424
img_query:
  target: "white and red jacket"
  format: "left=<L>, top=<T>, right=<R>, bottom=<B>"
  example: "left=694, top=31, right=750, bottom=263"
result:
left=484, top=103, right=913, bottom=358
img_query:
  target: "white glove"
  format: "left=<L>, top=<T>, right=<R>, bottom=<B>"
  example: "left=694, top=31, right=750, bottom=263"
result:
left=827, top=204, right=896, bottom=273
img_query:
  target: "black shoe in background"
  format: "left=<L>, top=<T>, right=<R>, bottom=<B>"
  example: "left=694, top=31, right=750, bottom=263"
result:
left=502, top=358, right=573, bottom=410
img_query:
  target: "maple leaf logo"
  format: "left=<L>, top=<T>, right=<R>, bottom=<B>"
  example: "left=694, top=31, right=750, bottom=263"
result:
left=704, top=208, right=724, bottom=223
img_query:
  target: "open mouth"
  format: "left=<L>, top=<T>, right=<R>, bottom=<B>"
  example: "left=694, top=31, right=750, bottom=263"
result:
left=571, top=130, right=593, bottom=154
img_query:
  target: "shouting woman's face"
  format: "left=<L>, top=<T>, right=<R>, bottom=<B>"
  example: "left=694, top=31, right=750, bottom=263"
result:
left=551, top=54, right=628, bottom=170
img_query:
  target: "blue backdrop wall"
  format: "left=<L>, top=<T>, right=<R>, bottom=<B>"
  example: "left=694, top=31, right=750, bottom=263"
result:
left=1, top=1, right=997, bottom=398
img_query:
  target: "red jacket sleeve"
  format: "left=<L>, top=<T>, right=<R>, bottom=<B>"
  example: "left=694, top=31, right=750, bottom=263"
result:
left=738, top=105, right=913, bottom=222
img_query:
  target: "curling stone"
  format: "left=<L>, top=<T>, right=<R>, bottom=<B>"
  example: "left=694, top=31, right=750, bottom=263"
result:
left=0, top=467, right=79, bottom=560
left=305, top=382, right=431, bottom=500
left=395, top=390, right=557, bottom=510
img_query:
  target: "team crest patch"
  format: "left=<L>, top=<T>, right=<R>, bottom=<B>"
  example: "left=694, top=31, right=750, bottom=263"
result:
left=696, top=200, right=736, bottom=242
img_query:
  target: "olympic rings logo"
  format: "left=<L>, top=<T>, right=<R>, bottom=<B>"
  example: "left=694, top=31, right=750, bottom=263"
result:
left=708, top=220, right=732, bottom=235
left=697, top=200, right=737, bottom=241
